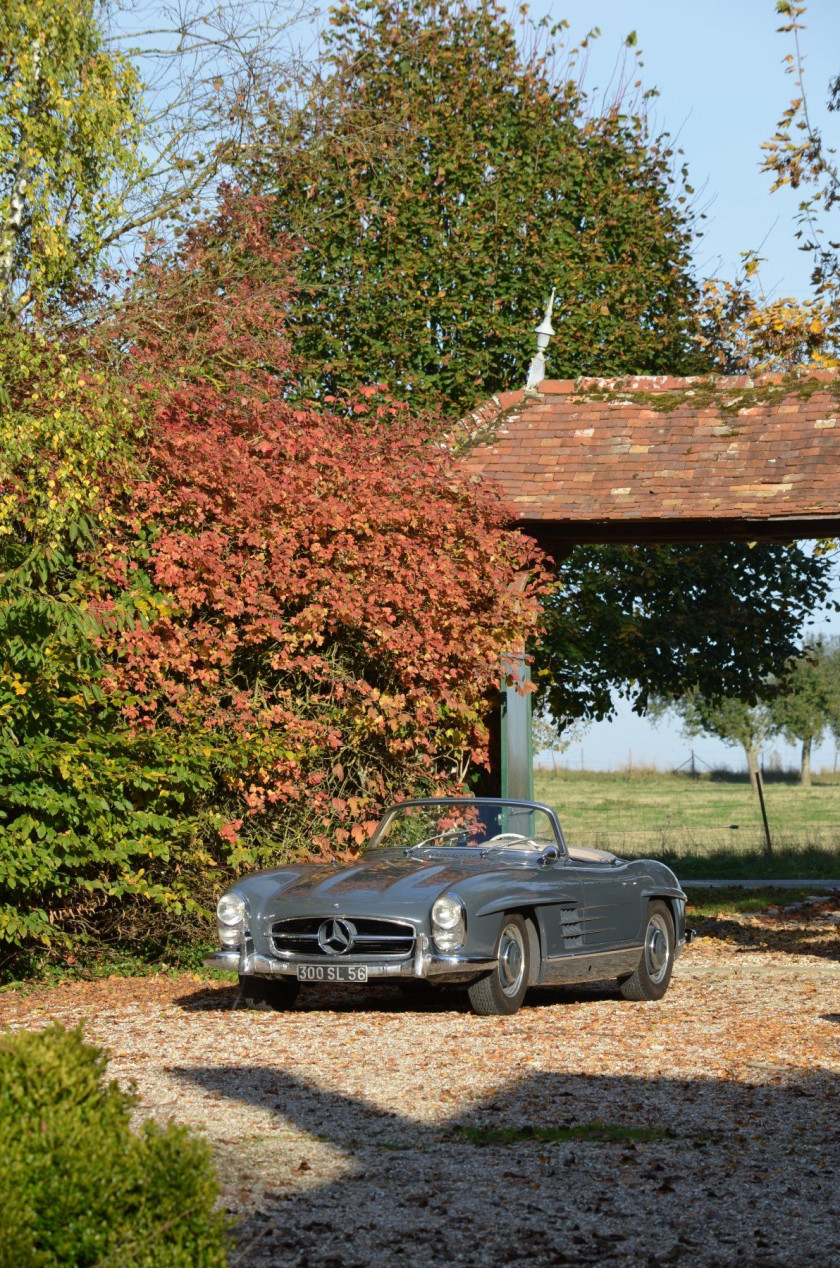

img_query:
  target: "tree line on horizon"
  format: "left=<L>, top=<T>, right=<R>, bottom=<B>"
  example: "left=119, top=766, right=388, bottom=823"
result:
left=0, top=0, right=838, bottom=973
left=659, top=636, right=840, bottom=790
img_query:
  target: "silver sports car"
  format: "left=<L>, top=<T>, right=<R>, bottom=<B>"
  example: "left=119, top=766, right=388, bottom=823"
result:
left=205, top=797, right=694, bottom=1016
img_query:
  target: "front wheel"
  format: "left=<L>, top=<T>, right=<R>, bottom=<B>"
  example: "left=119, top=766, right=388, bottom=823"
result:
left=467, top=914, right=530, bottom=1016
left=619, top=901, right=675, bottom=1001
left=238, top=974, right=300, bottom=1011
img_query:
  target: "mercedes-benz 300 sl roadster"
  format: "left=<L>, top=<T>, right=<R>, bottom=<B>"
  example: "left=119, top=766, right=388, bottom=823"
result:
left=205, top=797, right=694, bottom=1016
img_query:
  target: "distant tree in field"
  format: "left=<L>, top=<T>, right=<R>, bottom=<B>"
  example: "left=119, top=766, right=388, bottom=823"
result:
left=797, top=637, right=840, bottom=772
left=768, top=640, right=835, bottom=786
left=252, top=0, right=708, bottom=411
left=663, top=694, right=775, bottom=792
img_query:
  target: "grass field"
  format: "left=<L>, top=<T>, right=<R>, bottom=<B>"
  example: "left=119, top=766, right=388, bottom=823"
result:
left=533, top=769, right=840, bottom=878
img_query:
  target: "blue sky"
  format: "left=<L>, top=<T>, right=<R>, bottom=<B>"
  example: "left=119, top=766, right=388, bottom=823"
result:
left=526, top=0, right=840, bottom=300
left=519, top=1, right=840, bottom=771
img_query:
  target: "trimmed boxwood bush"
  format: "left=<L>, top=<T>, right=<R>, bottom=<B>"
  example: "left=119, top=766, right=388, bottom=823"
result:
left=0, top=1024, right=229, bottom=1266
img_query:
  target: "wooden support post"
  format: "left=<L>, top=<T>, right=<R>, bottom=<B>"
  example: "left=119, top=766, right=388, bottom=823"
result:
left=500, top=650, right=533, bottom=802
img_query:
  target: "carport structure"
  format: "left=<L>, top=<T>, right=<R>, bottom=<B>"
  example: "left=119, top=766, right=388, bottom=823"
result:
left=459, top=369, right=840, bottom=798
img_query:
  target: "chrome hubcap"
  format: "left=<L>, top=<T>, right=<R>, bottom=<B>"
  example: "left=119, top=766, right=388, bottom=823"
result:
left=498, top=924, right=525, bottom=996
left=645, top=914, right=670, bottom=984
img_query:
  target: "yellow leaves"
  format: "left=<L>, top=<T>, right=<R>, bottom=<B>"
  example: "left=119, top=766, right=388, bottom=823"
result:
left=1, top=668, right=29, bottom=697
left=702, top=273, right=840, bottom=372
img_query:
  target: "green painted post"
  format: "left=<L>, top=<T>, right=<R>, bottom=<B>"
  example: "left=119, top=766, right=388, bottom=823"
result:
left=500, top=652, right=534, bottom=802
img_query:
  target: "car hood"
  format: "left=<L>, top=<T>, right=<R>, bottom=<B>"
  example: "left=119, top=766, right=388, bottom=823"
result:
left=235, top=850, right=514, bottom=917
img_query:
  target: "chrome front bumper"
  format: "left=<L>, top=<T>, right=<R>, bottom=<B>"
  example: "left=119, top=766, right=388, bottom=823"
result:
left=204, top=932, right=497, bottom=980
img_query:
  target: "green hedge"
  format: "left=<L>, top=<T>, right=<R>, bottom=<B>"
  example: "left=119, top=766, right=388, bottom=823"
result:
left=0, top=1024, right=229, bottom=1266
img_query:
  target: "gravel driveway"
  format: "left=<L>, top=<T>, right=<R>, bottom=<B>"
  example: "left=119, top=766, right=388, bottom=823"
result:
left=2, top=900, right=839, bottom=1267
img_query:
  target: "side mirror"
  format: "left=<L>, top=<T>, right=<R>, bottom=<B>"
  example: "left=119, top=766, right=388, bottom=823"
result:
left=538, top=844, right=560, bottom=867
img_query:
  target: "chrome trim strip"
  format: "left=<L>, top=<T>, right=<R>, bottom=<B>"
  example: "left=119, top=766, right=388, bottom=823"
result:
left=544, top=944, right=644, bottom=964
left=205, top=947, right=499, bottom=980
left=413, top=931, right=431, bottom=977
left=271, top=945, right=413, bottom=961
left=541, top=945, right=642, bottom=986
left=204, top=951, right=240, bottom=971
left=273, top=932, right=412, bottom=943
left=426, top=955, right=497, bottom=977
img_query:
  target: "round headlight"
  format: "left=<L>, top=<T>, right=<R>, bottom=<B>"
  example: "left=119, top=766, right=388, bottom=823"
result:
left=217, top=892, right=246, bottom=926
left=432, top=895, right=463, bottom=930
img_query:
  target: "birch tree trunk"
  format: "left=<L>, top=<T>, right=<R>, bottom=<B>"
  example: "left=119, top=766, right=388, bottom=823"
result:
left=0, top=43, right=39, bottom=314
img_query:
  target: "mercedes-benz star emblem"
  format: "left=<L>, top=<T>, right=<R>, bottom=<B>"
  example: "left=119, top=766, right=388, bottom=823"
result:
left=317, top=917, right=356, bottom=955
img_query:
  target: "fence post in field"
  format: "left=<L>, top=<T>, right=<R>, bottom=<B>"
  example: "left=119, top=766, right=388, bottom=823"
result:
left=755, top=769, right=773, bottom=857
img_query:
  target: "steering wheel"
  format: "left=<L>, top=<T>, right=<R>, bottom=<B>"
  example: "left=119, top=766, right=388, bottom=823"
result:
left=486, top=833, right=531, bottom=847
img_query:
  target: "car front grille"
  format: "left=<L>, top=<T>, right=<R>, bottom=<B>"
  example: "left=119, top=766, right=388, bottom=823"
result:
left=270, top=916, right=416, bottom=960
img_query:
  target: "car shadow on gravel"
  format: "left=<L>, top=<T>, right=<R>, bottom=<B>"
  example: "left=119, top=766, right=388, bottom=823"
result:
left=173, top=981, right=470, bottom=1013
left=173, top=979, right=628, bottom=1015
left=175, top=983, right=240, bottom=1011
left=171, top=1062, right=840, bottom=1267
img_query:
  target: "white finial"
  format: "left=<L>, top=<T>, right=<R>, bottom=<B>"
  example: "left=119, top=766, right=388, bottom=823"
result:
left=525, top=289, right=555, bottom=390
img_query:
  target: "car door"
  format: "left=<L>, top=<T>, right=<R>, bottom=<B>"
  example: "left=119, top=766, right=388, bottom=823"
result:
left=534, top=857, right=586, bottom=960
left=577, top=858, right=644, bottom=953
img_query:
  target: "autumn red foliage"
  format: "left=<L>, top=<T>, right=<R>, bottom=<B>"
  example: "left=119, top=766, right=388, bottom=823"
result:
left=100, top=194, right=545, bottom=860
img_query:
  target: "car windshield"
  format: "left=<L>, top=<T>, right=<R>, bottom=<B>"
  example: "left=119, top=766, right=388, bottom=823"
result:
left=367, top=800, right=560, bottom=852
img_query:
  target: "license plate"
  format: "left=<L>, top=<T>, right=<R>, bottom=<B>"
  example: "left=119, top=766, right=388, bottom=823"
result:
left=296, top=963, right=368, bottom=983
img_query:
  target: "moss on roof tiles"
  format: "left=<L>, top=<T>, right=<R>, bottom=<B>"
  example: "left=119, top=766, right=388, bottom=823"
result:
left=569, top=372, right=840, bottom=419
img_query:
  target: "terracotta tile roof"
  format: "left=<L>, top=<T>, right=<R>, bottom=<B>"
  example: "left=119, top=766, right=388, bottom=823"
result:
left=458, top=372, right=840, bottom=544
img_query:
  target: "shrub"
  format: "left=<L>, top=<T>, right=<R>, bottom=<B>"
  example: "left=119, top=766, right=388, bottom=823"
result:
left=0, top=1024, right=229, bottom=1266
left=0, top=328, right=216, bottom=969
left=0, top=197, right=546, bottom=973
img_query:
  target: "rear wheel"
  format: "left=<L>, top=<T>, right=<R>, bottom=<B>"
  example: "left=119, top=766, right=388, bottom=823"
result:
left=238, top=974, right=300, bottom=1011
left=619, top=901, right=674, bottom=1001
left=467, top=914, right=530, bottom=1016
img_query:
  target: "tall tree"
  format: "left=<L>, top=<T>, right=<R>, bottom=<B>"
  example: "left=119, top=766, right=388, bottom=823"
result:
left=0, top=0, right=317, bottom=321
left=248, top=0, right=835, bottom=730
left=0, top=0, right=142, bottom=317
left=252, top=0, right=708, bottom=411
